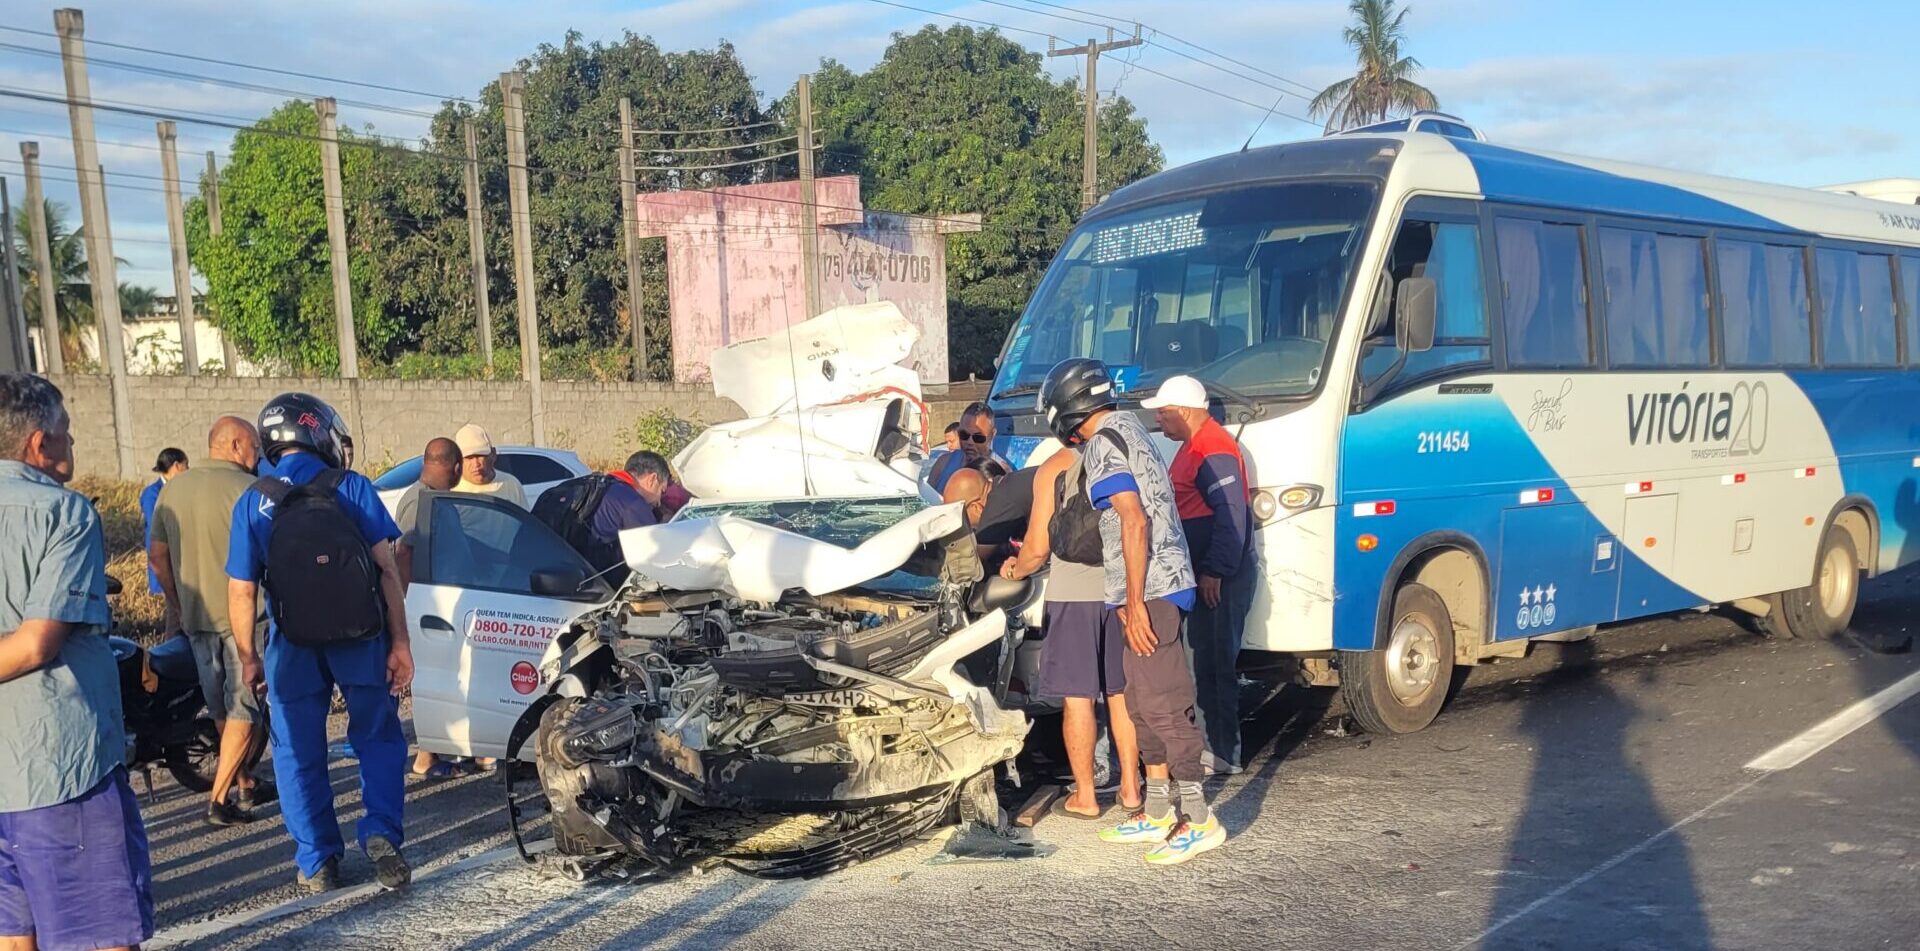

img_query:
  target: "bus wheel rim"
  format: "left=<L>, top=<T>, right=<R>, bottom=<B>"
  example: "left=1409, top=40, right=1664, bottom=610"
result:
left=1384, top=615, right=1441, bottom=705
left=1817, top=544, right=1855, bottom=617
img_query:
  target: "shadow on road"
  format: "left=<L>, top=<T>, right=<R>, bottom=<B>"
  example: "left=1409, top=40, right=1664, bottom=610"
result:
left=1477, top=640, right=1712, bottom=951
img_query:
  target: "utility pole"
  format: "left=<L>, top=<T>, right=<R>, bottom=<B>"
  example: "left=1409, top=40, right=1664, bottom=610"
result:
left=1048, top=27, right=1141, bottom=212
left=20, top=142, right=61, bottom=374
left=618, top=97, right=648, bottom=380
left=461, top=119, right=493, bottom=371
left=314, top=98, right=359, bottom=378
left=795, top=74, right=821, bottom=321
left=55, top=8, right=135, bottom=477
left=499, top=71, right=545, bottom=445
left=155, top=121, right=199, bottom=375
left=204, top=150, right=237, bottom=375
left=0, top=180, right=28, bottom=374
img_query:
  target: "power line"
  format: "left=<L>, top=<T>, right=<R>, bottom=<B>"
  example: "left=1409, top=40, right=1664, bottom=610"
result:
left=0, top=22, right=478, bottom=105
left=860, top=0, right=1057, bottom=41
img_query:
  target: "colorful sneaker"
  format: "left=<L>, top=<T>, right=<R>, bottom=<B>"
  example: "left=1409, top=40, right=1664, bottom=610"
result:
left=1145, top=816, right=1227, bottom=866
left=1098, top=809, right=1176, bottom=844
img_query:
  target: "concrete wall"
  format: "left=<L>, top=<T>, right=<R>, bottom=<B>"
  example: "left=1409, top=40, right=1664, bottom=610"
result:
left=49, top=373, right=990, bottom=479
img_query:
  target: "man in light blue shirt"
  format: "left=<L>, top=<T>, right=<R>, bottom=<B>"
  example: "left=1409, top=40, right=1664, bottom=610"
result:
left=0, top=373, right=154, bottom=951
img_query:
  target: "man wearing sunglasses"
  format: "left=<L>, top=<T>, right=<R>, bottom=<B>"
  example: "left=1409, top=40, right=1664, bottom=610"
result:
left=928, top=402, right=1009, bottom=495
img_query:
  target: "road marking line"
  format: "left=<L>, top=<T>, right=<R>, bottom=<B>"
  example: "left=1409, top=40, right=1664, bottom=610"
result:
left=1453, top=775, right=1766, bottom=950
left=148, top=840, right=546, bottom=949
left=1744, top=667, right=1920, bottom=772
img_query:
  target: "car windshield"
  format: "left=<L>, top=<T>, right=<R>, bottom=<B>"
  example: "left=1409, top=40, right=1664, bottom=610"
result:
left=372, top=456, right=423, bottom=491
left=992, top=181, right=1378, bottom=403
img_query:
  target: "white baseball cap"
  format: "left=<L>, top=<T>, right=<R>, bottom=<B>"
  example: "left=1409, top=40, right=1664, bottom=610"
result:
left=1140, top=375, right=1208, bottom=410
left=453, top=423, right=496, bottom=457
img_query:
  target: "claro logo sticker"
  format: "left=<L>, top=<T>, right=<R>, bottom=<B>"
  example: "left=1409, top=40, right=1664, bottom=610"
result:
left=1625, top=380, right=1769, bottom=459
left=510, top=661, right=539, bottom=695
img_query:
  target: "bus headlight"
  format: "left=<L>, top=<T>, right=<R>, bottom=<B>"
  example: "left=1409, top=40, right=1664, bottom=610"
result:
left=1253, top=484, right=1322, bottom=524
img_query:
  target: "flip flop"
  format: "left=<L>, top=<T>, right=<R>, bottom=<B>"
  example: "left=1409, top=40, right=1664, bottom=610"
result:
left=1051, top=798, right=1108, bottom=821
left=412, top=762, right=459, bottom=780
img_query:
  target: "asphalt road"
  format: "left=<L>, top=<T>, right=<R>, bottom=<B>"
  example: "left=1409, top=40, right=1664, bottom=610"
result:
left=144, top=570, right=1920, bottom=950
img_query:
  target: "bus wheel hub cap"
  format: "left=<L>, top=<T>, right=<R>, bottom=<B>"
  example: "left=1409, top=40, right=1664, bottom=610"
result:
left=1385, top=617, right=1441, bottom=704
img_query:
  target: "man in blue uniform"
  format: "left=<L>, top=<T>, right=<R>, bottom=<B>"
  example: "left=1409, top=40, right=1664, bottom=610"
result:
left=226, top=393, right=414, bottom=893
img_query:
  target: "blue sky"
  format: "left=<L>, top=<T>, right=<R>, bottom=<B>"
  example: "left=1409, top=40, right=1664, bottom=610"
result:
left=2, top=0, right=1913, bottom=292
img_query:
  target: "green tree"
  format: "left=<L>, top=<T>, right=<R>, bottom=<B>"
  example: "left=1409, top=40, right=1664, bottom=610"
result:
left=802, top=26, right=1162, bottom=377
left=1309, top=0, right=1440, bottom=134
left=185, top=101, right=412, bottom=372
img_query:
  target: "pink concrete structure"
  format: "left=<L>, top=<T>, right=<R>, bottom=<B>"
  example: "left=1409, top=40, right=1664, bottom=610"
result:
left=635, top=176, right=979, bottom=383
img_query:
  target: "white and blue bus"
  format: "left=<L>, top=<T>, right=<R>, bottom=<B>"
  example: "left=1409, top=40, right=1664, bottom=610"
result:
left=989, top=132, right=1920, bottom=733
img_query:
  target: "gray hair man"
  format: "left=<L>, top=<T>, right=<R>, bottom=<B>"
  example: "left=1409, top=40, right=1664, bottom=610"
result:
left=0, top=373, right=155, bottom=950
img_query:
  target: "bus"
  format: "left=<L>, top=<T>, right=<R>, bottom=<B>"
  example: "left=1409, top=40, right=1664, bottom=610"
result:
left=987, top=132, right=1920, bottom=734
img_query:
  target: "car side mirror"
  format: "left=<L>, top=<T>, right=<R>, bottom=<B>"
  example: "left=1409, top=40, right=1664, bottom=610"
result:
left=530, top=566, right=587, bottom=598
left=1395, top=276, right=1437, bottom=353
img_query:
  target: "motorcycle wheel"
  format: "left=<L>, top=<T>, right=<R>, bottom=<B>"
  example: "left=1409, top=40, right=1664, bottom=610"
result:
left=164, top=718, right=220, bottom=793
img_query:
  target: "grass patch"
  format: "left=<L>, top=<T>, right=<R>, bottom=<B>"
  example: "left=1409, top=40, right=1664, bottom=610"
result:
left=74, top=476, right=168, bottom=642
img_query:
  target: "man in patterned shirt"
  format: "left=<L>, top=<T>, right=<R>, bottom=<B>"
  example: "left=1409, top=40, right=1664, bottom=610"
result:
left=1038, top=358, right=1225, bottom=866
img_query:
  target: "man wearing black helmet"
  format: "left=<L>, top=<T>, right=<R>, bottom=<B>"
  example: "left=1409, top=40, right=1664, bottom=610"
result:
left=1040, top=358, right=1225, bottom=866
left=224, top=393, right=414, bottom=894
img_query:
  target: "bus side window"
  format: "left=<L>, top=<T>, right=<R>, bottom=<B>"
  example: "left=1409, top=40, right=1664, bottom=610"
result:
left=1599, top=228, right=1711, bottom=368
left=1496, top=218, right=1593, bottom=368
left=1362, top=220, right=1491, bottom=383
left=1719, top=240, right=1812, bottom=367
left=1817, top=248, right=1899, bottom=367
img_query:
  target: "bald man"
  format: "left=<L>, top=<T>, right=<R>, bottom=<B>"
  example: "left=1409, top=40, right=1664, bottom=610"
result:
left=396, top=437, right=461, bottom=589
left=151, top=415, right=274, bottom=825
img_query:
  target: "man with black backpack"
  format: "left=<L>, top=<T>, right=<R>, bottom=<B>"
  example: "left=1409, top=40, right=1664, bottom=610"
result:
left=225, top=393, right=414, bottom=894
left=531, top=450, right=667, bottom=576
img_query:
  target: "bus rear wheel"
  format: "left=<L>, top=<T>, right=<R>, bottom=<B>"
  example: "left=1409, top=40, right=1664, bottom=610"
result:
left=1340, top=582, right=1455, bottom=735
left=1762, top=525, right=1860, bottom=640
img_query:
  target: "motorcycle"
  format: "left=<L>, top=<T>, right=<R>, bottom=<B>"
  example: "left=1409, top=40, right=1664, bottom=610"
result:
left=103, top=576, right=268, bottom=798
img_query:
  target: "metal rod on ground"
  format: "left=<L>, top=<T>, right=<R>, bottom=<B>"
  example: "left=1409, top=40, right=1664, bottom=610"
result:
left=55, top=8, right=135, bottom=477
left=499, top=71, right=545, bottom=446
left=21, top=142, right=62, bottom=374
left=0, top=179, right=28, bottom=374
left=618, top=97, right=648, bottom=380
left=796, top=74, right=821, bottom=321
left=20, top=145, right=60, bottom=376
left=205, top=150, right=237, bottom=374
left=155, top=121, right=199, bottom=376
left=314, top=97, right=359, bottom=378
left=462, top=119, right=493, bottom=372
left=1048, top=27, right=1141, bottom=212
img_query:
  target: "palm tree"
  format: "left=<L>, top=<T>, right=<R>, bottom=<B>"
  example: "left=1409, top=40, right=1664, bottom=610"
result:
left=11, top=198, right=161, bottom=362
left=1309, top=0, right=1441, bottom=134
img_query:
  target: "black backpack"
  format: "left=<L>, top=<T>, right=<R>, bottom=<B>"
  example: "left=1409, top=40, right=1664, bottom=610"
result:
left=253, top=470, right=384, bottom=647
left=531, top=473, right=622, bottom=573
left=1049, top=429, right=1124, bottom=566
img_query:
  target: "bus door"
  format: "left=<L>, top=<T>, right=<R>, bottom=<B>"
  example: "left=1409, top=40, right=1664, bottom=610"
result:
left=1494, top=500, right=1620, bottom=640
left=1617, top=492, right=1684, bottom=617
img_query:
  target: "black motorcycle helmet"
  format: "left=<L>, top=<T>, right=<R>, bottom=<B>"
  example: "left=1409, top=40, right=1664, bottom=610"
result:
left=1039, top=358, right=1118, bottom=445
left=258, top=392, right=353, bottom=469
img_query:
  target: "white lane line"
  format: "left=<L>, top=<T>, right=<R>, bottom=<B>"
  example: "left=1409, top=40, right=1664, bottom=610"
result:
left=1745, top=667, right=1920, bottom=772
left=148, top=840, right=548, bottom=950
left=1455, top=774, right=1766, bottom=950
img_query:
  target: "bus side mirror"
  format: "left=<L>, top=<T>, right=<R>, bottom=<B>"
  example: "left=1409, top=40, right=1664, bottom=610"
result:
left=1395, top=276, right=1437, bottom=353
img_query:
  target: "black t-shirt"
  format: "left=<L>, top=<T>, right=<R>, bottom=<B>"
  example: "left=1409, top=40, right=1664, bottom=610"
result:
left=972, top=465, right=1036, bottom=548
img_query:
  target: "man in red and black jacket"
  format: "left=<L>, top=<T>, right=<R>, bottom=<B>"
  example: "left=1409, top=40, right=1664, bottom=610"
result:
left=1144, top=375, right=1255, bottom=773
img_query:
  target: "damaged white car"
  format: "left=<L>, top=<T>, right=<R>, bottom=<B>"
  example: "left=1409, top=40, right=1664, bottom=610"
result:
left=404, top=303, right=1038, bottom=879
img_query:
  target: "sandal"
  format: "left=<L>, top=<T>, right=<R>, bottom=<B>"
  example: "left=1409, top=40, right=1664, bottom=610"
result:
left=412, top=761, right=459, bottom=780
left=1051, top=798, right=1108, bottom=821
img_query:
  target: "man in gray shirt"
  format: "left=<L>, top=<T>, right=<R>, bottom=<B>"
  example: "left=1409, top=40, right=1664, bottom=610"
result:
left=1040, top=358, right=1224, bottom=866
left=0, top=373, right=154, bottom=950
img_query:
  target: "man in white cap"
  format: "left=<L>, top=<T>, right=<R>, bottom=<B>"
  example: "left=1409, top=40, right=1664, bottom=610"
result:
left=1142, top=375, right=1255, bottom=774
left=451, top=423, right=527, bottom=509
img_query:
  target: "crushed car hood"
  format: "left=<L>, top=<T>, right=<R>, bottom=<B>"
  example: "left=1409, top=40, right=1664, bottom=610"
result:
left=618, top=502, right=966, bottom=602
left=708, top=301, right=923, bottom=418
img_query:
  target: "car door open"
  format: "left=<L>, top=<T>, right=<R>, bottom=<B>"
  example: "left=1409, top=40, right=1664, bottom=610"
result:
left=406, top=492, right=611, bottom=759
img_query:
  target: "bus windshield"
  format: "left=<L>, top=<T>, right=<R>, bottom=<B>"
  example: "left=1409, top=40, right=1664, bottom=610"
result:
left=994, top=181, right=1378, bottom=402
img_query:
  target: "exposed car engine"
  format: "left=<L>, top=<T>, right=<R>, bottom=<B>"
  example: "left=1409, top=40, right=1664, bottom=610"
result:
left=506, top=507, right=1033, bottom=880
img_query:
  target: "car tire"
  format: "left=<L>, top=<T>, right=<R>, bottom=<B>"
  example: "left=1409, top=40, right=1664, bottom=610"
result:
left=1340, top=582, right=1455, bottom=735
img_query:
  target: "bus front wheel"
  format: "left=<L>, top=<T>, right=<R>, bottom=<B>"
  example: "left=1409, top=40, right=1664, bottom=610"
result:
left=1762, top=525, right=1860, bottom=640
left=1341, top=582, right=1455, bottom=734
